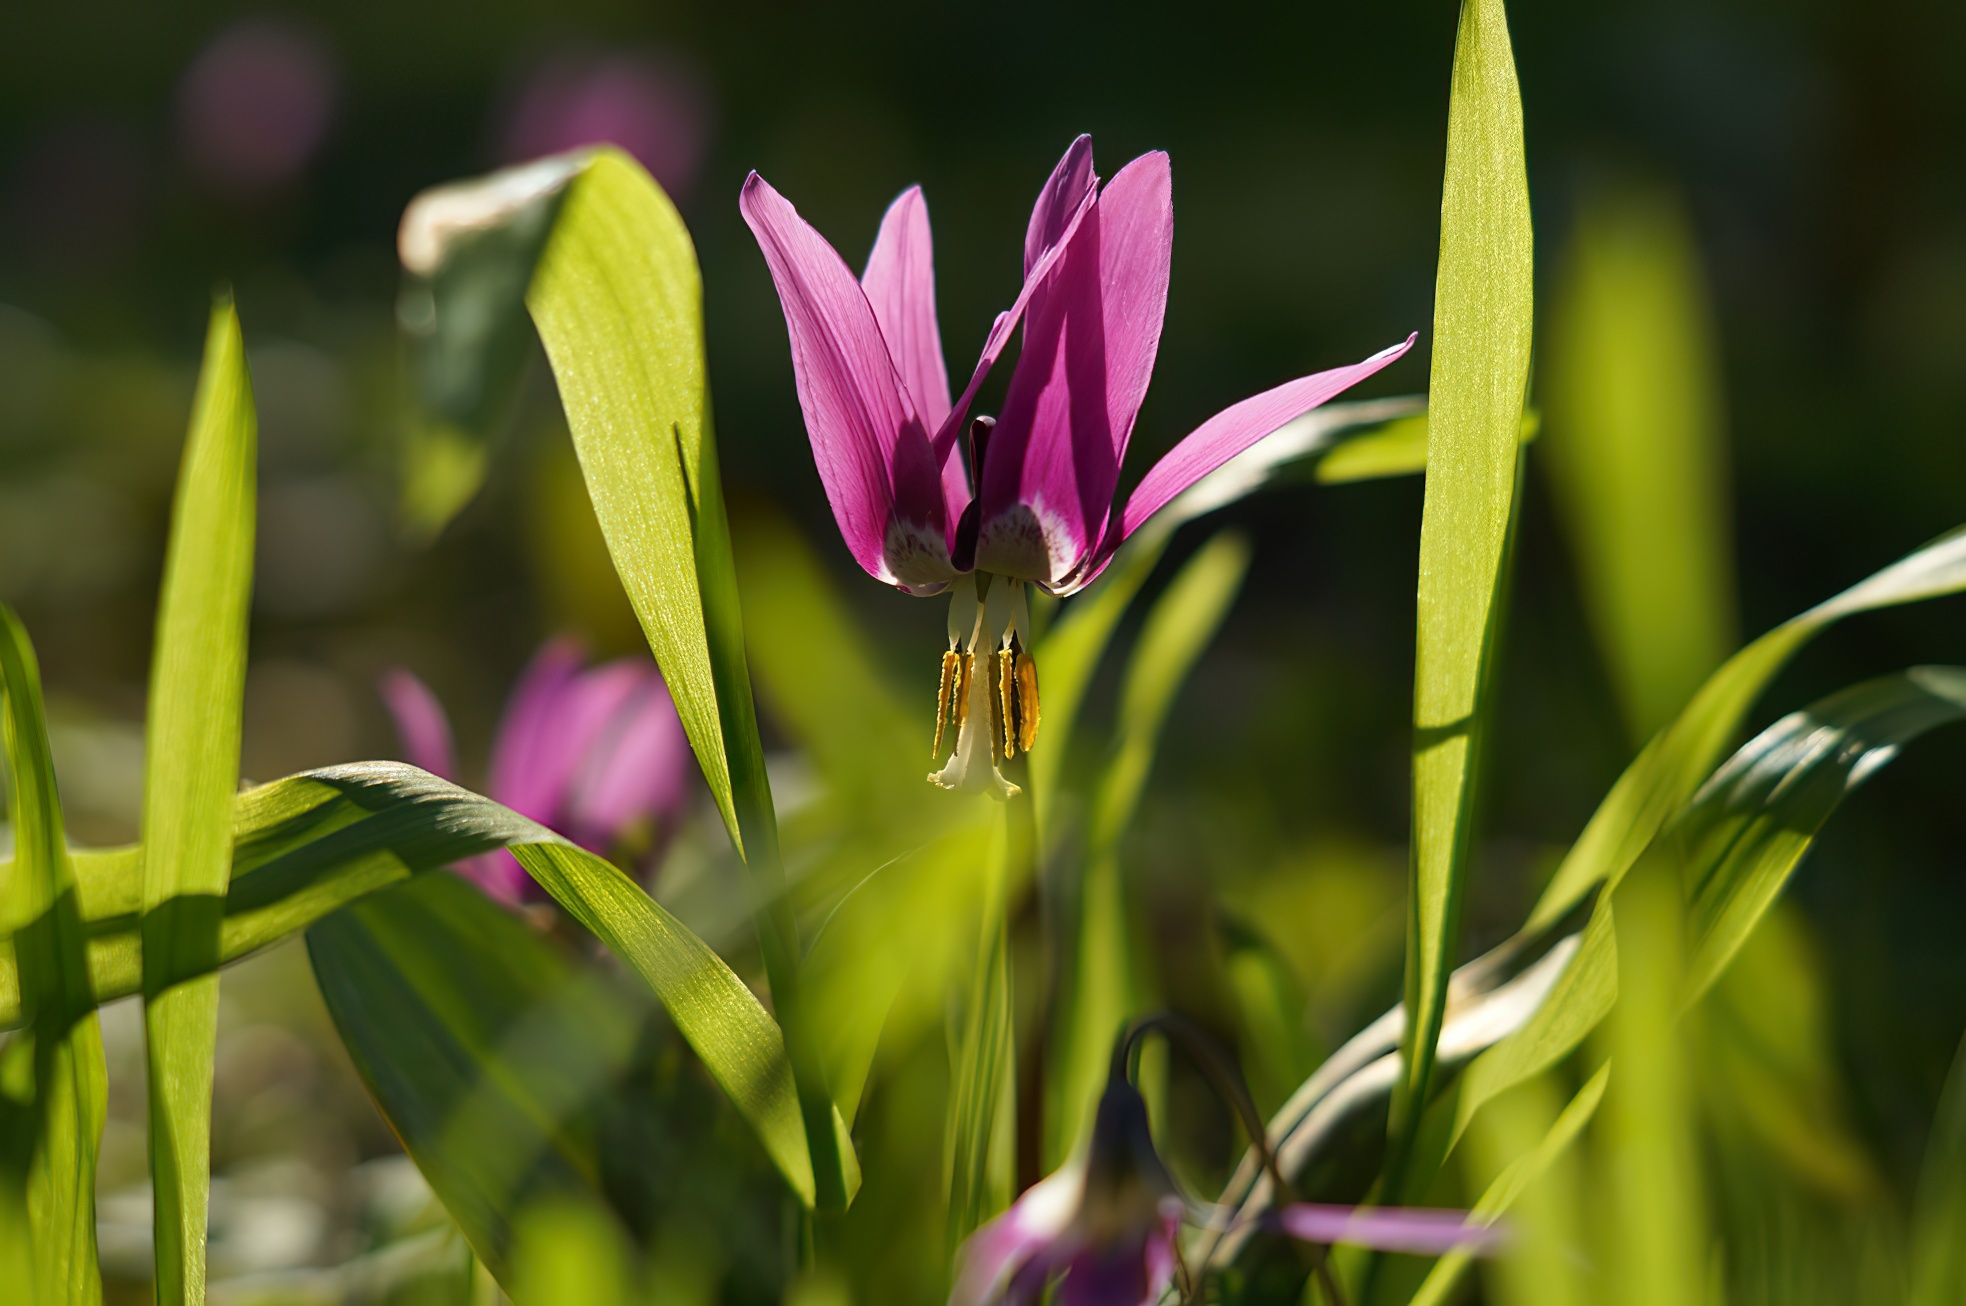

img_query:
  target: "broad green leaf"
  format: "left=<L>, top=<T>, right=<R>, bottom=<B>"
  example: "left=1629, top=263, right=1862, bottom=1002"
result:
left=1411, top=1065, right=1606, bottom=1306
left=510, top=1200, right=637, bottom=1306
left=1394, top=0, right=1533, bottom=1195
left=139, top=297, right=257, bottom=1306
left=1529, top=523, right=1966, bottom=932
left=308, top=872, right=636, bottom=1285
left=1910, top=1032, right=1966, bottom=1306
left=518, top=150, right=845, bottom=1207
left=1545, top=181, right=1736, bottom=743
left=1456, top=666, right=1966, bottom=1144
left=0, top=605, right=107, bottom=1305
left=1047, top=531, right=1250, bottom=1163
left=0, top=762, right=846, bottom=1209
left=1681, top=666, right=1966, bottom=1000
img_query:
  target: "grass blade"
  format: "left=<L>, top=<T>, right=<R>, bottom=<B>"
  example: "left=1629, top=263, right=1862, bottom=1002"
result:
left=1046, top=531, right=1251, bottom=1163
left=1392, top=0, right=1534, bottom=1196
left=945, top=806, right=1017, bottom=1250
left=1545, top=181, right=1736, bottom=743
left=138, top=298, right=256, bottom=1306
left=0, top=605, right=108, bottom=1305
left=1910, top=1031, right=1966, bottom=1306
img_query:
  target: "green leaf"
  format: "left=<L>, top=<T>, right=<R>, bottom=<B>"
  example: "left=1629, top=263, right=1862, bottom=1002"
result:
left=1680, top=666, right=1966, bottom=1000
left=307, top=871, right=637, bottom=1285
left=0, top=605, right=107, bottom=1305
left=1409, top=1065, right=1607, bottom=1306
left=0, top=762, right=848, bottom=1210
left=1393, top=0, right=1534, bottom=1195
left=1313, top=409, right=1537, bottom=486
left=1455, top=666, right=1966, bottom=1149
left=1047, top=531, right=1251, bottom=1163
left=1544, top=181, right=1736, bottom=743
left=945, top=806, right=1019, bottom=1249
left=518, top=150, right=847, bottom=1208
left=1528, top=524, right=1966, bottom=933
left=138, top=297, right=257, bottom=1306
left=1910, top=1031, right=1966, bottom=1306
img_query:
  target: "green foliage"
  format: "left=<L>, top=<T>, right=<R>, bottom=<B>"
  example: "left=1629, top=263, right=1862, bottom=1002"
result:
left=1911, top=1034, right=1966, bottom=1306
left=0, top=607, right=107, bottom=1306
left=1393, top=0, right=1534, bottom=1197
left=1546, top=181, right=1737, bottom=743
left=138, top=297, right=257, bottom=1306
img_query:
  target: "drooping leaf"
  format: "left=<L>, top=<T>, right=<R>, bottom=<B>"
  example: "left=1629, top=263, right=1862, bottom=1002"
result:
left=1393, top=0, right=1534, bottom=1197
left=1410, top=1065, right=1607, bottom=1306
left=1545, top=180, right=1736, bottom=744
left=0, top=605, right=107, bottom=1305
left=1456, top=667, right=1966, bottom=1145
left=138, top=296, right=257, bottom=1306
left=1529, top=524, right=1966, bottom=932
left=0, top=762, right=844, bottom=1210
left=1047, top=531, right=1251, bottom=1164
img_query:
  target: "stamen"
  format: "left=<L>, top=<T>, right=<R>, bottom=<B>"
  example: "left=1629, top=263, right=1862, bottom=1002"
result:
left=1015, top=651, right=1041, bottom=753
left=996, top=647, right=1017, bottom=760
left=933, top=648, right=961, bottom=759
left=956, top=653, right=973, bottom=727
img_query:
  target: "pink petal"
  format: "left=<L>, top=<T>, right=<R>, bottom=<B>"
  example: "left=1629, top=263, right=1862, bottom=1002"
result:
left=1277, top=1203, right=1507, bottom=1257
left=974, top=152, right=1173, bottom=586
left=377, top=668, right=457, bottom=781
left=565, top=670, right=691, bottom=851
left=930, top=137, right=1101, bottom=472
left=485, top=637, right=588, bottom=821
left=1066, top=334, right=1417, bottom=592
left=950, top=1166, right=1082, bottom=1306
left=741, top=172, right=948, bottom=586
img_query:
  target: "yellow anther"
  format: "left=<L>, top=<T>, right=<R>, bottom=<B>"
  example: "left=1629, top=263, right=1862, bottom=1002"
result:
left=933, top=648, right=961, bottom=759
left=996, top=647, right=1017, bottom=760
left=1015, top=651, right=1040, bottom=754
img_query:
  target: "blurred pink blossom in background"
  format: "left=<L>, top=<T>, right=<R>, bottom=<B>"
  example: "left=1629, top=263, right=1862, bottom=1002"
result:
left=175, top=18, right=337, bottom=192
left=500, top=47, right=711, bottom=200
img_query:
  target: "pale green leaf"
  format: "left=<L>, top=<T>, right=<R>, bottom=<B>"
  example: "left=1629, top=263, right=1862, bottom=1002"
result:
left=1313, top=409, right=1536, bottom=485
left=0, top=605, right=107, bottom=1305
left=1545, top=181, right=1736, bottom=743
left=1047, top=531, right=1250, bottom=1163
left=138, top=298, right=256, bottom=1306
left=945, top=807, right=1018, bottom=1248
left=1394, top=0, right=1533, bottom=1193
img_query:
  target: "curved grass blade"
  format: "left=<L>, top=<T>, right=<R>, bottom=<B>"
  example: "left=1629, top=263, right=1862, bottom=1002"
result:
left=139, top=296, right=256, bottom=1306
left=1047, top=531, right=1251, bottom=1164
left=1455, top=666, right=1966, bottom=1146
left=0, top=605, right=107, bottom=1305
left=1393, top=0, right=1534, bottom=1199
left=1528, top=523, right=1966, bottom=932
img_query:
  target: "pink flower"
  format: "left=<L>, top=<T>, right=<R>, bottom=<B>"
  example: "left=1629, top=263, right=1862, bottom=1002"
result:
left=379, top=638, right=692, bottom=903
left=952, top=1058, right=1502, bottom=1306
left=740, top=137, right=1413, bottom=796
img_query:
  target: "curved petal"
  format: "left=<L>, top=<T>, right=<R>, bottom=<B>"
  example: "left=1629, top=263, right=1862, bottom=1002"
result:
left=931, top=136, right=1101, bottom=471
left=741, top=172, right=949, bottom=587
left=1277, top=1203, right=1506, bottom=1257
left=1054, top=334, right=1418, bottom=595
left=975, top=152, right=1173, bottom=586
left=862, top=185, right=966, bottom=522
left=950, top=1164, right=1083, bottom=1306
left=378, top=669, right=457, bottom=781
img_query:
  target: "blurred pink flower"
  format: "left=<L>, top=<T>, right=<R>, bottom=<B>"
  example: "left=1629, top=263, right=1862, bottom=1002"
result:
left=380, top=638, right=692, bottom=903
left=175, top=19, right=337, bottom=191
left=501, top=48, right=710, bottom=201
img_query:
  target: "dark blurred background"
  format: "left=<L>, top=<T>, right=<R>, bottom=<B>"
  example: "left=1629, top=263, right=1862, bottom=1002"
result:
left=3, top=0, right=1964, bottom=1285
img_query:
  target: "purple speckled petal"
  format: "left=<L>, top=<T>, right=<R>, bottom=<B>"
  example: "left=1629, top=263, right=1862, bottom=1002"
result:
left=930, top=136, right=1100, bottom=473
left=742, top=172, right=950, bottom=589
left=564, top=670, right=690, bottom=852
left=1277, top=1203, right=1507, bottom=1257
left=377, top=668, right=457, bottom=781
left=976, top=151, right=1173, bottom=587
